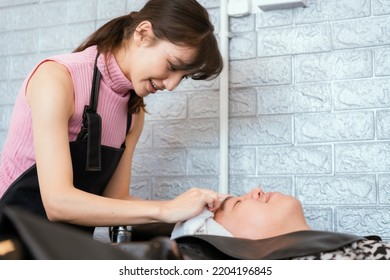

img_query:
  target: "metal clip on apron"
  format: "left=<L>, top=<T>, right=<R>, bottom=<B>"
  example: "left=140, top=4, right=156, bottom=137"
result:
left=0, top=54, right=130, bottom=234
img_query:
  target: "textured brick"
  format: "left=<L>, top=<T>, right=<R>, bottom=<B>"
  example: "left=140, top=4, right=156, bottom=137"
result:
left=0, top=9, right=13, bottom=32
left=375, top=47, right=390, bottom=76
left=257, top=23, right=331, bottom=57
left=303, top=207, right=333, bottom=231
left=0, top=57, right=9, bottom=81
left=230, top=57, right=292, bottom=87
left=229, top=115, right=291, bottom=146
left=0, top=33, right=10, bottom=56
left=2, top=30, right=39, bottom=55
left=126, top=0, right=148, bottom=12
left=0, top=0, right=39, bottom=8
left=187, top=148, right=219, bottom=176
left=153, top=118, right=218, bottom=148
left=144, top=93, right=187, bottom=121
left=336, top=207, right=390, bottom=238
left=176, top=77, right=219, bottom=92
left=294, top=0, right=370, bottom=23
left=230, top=14, right=255, bottom=33
left=373, top=0, right=390, bottom=15
left=295, top=111, right=374, bottom=143
left=97, top=0, right=126, bottom=20
left=188, top=90, right=219, bottom=119
left=40, top=23, right=95, bottom=51
left=152, top=177, right=219, bottom=200
left=257, top=83, right=332, bottom=114
left=378, top=173, right=390, bottom=204
left=10, top=53, right=44, bottom=80
left=12, top=2, right=67, bottom=30
left=228, top=176, right=293, bottom=196
left=335, top=142, right=390, bottom=173
left=230, top=32, right=257, bottom=60
left=257, top=145, right=332, bottom=175
left=206, top=8, right=220, bottom=34
left=297, top=175, right=376, bottom=204
left=256, top=9, right=292, bottom=28
left=333, top=78, right=390, bottom=110
left=96, top=19, right=109, bottom=30
left=129, top=177, right=152, bottom=200
left=295, top=50, right=372, bottom=82
left=0, top=131, right=7, bottom=155
left=67, top=0, right=96, bottom=23
left=229, top=87, right=257, bottom=117
left=0, top=80, right=21, bottom=105
left=137, top=123, right=152, bottom=148
left=229, top=147, right=256, bottom=175
left=0, top=82, right=8, bottom=105
left=333, top=16, right=390, bottom=49
left=132, top=149, right=186, bottom=176
left=377, top=110, right=390, bottom=139
left=197, top=0, right=219, bottom=9
left=0, top=105, right=12, bottom=130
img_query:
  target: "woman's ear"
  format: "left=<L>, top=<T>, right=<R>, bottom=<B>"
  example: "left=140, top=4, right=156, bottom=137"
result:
left=133, top=20, right=154, bottom=46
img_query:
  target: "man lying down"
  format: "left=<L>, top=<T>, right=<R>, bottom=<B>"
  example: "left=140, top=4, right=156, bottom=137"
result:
left=170, top=188, right=390, bottom=260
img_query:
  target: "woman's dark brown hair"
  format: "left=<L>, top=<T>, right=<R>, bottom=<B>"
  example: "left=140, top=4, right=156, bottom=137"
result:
left=74, top=0, right=223, bottom=114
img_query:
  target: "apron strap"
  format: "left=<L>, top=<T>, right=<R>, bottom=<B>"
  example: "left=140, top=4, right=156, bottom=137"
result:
left=77, top=54, right=102, bottom=171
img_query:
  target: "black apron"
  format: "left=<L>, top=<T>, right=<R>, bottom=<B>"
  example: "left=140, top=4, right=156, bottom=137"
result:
left=0, top=54, right=131, bottom=234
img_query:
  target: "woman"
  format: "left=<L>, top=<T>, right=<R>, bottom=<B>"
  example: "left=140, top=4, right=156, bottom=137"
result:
left=0, top=0, right=223, bottom=233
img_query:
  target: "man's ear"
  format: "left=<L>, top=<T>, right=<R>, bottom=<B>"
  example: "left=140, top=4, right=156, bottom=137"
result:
left=133, top=21, right=154, bottom=46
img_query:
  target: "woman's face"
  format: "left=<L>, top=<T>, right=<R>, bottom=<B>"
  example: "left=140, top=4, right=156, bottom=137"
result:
left=119, top=22, right=195, bottom=97
left=214, top=188, right=309, bottom=240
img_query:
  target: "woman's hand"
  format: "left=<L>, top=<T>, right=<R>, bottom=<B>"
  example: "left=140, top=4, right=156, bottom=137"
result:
left=159, top=188, right=222, bottom=223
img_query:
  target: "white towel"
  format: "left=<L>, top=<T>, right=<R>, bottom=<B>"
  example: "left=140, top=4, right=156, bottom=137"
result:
left=170, top=209, right=233, bottom=239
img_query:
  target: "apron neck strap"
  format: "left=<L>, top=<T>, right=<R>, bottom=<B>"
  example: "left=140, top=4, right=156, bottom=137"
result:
left=77, top=53, right=103, bottom=171
left=88, top=54, right=101, bottom=113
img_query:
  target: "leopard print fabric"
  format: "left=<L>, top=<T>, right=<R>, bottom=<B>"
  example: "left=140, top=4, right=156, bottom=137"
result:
left=292, top=239, right=390, bottom=260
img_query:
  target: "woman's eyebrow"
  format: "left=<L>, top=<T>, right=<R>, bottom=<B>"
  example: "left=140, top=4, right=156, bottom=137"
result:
left=169, top=59, right=193, bottom=71
left=168, top=54, right=196, bottom=71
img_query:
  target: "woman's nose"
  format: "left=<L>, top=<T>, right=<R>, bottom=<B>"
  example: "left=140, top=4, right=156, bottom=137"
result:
left=163, top=72, right=184, bottom=91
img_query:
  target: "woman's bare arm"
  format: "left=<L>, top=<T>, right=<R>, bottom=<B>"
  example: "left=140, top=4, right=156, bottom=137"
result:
left=26, top=61, right=221, bottom=227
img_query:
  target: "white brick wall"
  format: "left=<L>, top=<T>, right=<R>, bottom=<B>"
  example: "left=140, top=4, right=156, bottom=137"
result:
left=1, top=0, right=390, bottom=239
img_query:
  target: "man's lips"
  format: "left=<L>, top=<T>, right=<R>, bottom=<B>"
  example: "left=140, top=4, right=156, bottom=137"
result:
left=265, top=192, right=272, bottom=203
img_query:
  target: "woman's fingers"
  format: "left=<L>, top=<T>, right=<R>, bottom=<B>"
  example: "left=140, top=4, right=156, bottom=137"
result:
left=218, top=193, right=229, bottom=201
left=205, top=192, right=221, bottom=212
left=162, top=187, right=224, bottom=223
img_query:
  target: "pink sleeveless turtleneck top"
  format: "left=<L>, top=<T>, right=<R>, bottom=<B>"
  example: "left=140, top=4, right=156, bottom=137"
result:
left=0, top=46, right=133, bottom=197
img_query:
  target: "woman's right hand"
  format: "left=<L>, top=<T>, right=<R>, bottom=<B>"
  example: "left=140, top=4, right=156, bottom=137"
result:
left=159, top=188, right=221, bottom=223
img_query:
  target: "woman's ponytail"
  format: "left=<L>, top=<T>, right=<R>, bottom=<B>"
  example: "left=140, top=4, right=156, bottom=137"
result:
left=74, top=14, right=134, bottom=53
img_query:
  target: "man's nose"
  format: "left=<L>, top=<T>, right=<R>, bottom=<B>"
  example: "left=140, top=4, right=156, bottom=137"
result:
left=243, top=187, right=263, bottom=200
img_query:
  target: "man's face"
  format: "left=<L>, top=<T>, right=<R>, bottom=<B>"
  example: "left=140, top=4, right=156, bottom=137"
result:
left=214, top=188, right=307, bottom=239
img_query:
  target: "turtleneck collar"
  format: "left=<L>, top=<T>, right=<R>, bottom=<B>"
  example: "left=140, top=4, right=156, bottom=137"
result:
left=96, top=51, right=133, bottom=96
